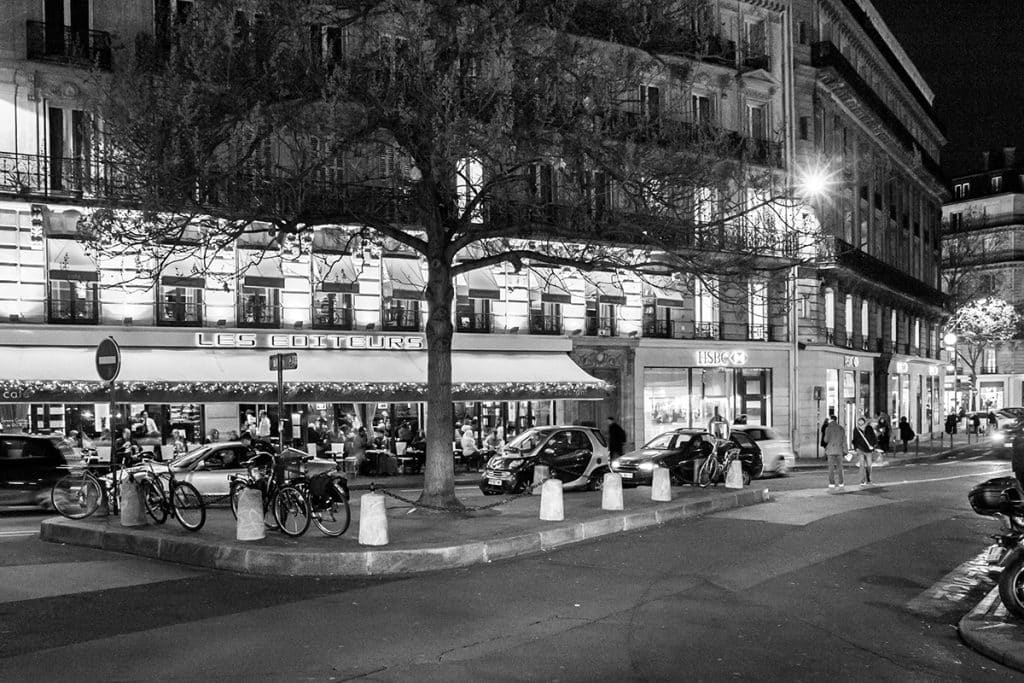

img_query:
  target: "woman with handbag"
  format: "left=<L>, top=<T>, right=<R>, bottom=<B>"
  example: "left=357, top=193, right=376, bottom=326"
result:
left=852, top=416, right=877, bottom=486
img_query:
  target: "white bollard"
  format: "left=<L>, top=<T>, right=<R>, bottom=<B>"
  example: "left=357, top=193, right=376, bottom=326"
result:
left=725, top=460, right=744, bottom=489
left=118, top=477, right=148, bottom=527
left=602, top=472, right=624, bottom=510
left=235, top=487, right=266, bottom=541
left=358, top=493, right=389, bottom=546
left=651, top=467, right=672, bottom=501
left=532, top=464, right=549, bottom=490
left=539, top=478, right=564, bottom=521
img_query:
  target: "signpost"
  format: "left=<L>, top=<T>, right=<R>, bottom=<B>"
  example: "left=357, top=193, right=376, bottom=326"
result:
left=96, top=337, right=122, bottom=481
left=270, top=353, right=298, bottom=454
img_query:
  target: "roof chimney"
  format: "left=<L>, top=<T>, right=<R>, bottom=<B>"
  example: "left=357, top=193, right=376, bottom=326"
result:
left=1005, top=146, right=1017, bottom=167
left=982, top=151, right=991, bottom=170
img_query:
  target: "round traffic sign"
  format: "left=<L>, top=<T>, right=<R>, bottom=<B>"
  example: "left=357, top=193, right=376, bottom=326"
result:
left=95, top=337, right=121, bottom=382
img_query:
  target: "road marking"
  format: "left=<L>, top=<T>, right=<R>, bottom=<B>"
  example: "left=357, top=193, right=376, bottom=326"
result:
left=907, top=550, right=995, bottom=617
left=0, top=530, right=37, bottom=538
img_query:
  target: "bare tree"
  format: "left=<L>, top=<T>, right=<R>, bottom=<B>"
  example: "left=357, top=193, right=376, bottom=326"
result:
left=83, top=0, right=820, bottom=508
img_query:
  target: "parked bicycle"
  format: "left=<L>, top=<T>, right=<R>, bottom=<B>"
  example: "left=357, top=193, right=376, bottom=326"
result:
left=291, top=457, right=351, bottom=537
left=51, top=452, right=144, bottom=519
left=129, top=459, right=206, bottom=531
left=696, top=446, right=747, bottom=488
left=229, top=448, right=312, bottom=537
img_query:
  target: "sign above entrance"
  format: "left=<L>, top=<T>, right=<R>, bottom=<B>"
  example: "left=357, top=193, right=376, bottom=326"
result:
left=694, top=350, right=748, bottom=367
left=195, top=332, right=425, bottom=350
left=843, top=355, right=860, bottom=368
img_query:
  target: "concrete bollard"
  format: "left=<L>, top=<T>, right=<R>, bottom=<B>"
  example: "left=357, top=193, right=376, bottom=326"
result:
left=119, top=477, right=148, bottom=527
left=235, top=487, right=266, bottom=541
left=532, top=464, right=549, bottom=490
left=539, top=478, right=564, bottom=521
left=358, top=493, right=389, bottom=546
left=602, top=472, right=624, bottom=510
left=651, top=467, right=672, bottom=501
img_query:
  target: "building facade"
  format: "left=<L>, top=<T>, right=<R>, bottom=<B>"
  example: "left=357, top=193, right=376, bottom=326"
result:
left=788, top=0, right=948, bottom=453
left=942, top=147, right=1024, bottom=411
left=0, top=0, right=945, bottom=457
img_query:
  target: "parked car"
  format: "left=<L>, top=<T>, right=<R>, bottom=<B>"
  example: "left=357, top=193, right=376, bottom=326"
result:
left=119, top=441, right=336, bottom=503
left=730, top=425, right=795, bottom=476
left=610, top=429, right=763, bottom=487
left=479, top=426, right=610, bottom=495
left=0, top=433, right=76, bottom=509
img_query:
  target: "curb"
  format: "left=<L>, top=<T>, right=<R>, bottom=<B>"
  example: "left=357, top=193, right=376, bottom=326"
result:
left=40, top=488, right=771, bottom=577
left=958, top=588, right=1024, bottom=672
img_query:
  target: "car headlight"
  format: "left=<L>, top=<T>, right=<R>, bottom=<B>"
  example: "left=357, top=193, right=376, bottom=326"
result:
left=638, top=462, right=656, bottom=471
left=993, top=432, right=1005, bottom=443
left=486, top=456, right=503, bottom=469
left=611, top=459, right=621, bottom=470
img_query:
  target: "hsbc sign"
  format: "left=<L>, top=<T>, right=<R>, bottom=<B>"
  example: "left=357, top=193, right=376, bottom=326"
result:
left=695, top=350, right=748, bottom=367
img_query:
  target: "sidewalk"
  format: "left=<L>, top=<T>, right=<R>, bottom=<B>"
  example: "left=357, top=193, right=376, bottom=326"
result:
left=791, top=434, right=978, bottom=471
left=40, top=483, right=771, bottom=577
left=959, top=588, right=1024, bottom=673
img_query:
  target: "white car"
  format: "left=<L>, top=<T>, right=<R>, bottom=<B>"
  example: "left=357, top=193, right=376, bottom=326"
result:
left=730, top=426, right=795, bottom=476
left=119, top=442, right=337, bottom=503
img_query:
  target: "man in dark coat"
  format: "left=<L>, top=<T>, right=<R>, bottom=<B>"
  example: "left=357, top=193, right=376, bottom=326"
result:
left=606, top=417, right=627, bottom=457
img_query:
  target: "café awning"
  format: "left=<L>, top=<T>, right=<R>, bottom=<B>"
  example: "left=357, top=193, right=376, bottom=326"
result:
left=0, top=347, right=609, bottom=402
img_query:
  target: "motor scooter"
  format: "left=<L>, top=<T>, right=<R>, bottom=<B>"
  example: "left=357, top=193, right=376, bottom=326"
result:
left=969, top=476, right=1024, bottom=618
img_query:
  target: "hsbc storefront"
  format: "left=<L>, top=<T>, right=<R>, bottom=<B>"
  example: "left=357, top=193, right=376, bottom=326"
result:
left=631, top=342, right=791, bottom=445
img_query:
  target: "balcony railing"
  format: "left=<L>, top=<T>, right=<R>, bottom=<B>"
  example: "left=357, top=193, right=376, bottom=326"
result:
left=157, top=300, right=203, bottom=327
left=382, top=308, right=421, bottom=331
left=313, top=306, right=355, bottom=330
left=585, top=317, right=616, bottom=337
left=26, top=21, right=112, bottom=70
left=47, top=297, right=98, bottom=325
left=747, top=324, right=768, bottom=342
left=643, top=319, right=684, bottom=339
left=0, top=152, right=138, bottom=200
left=238, top=301, right=281, bottom=328
left=456, top=312, right=493, bottom=333
left=694, top=321, right=720, bottom=340
left=530, top=314, right=563, bottom=335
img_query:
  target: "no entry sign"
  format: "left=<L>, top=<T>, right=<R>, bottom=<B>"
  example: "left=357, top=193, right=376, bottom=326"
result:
left=95, top=337, right=121, bottom=382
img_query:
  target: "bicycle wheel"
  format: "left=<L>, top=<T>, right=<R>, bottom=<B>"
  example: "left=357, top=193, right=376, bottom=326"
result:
left=229, top=480, right=243, bottom=520
left=140, top=479, right=168, bottom=524
left=696, top=458, right=714, bottom=488
left=51, top=472, right=103, bottom=519
left=170, top=481, right=206, bottom=532
left=312, top=483, right=351, bottom=537
left=272, top=485, right=311, bottom=537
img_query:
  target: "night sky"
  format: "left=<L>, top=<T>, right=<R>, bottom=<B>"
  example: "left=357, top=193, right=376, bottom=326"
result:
left=872, top=0, right=1024, bottom=177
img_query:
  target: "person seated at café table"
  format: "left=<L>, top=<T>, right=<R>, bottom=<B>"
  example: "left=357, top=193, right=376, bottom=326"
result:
left=460, top=424, right=481, bottom=471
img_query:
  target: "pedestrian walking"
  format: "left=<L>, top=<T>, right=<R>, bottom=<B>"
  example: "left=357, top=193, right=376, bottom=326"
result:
left=898, top=416, right=915, bottom=452
left=606, top=417, right=627, bottom=458
left=875, top=412, right=891, bottom=452
left=852, top=417, right=877, bottom=486
left=257, top=410, right=272, bottom=438
left=987, top=411, right=998, bottom=434
left=822, top=415, right=846, bottom=490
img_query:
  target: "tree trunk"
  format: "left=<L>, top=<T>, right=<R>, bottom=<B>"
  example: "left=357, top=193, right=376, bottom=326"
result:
left=418, top=251, right=462, bottom=510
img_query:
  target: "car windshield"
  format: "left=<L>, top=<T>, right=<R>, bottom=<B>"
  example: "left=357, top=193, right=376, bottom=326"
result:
left=643, top=433, right=681, bottom=450
left=504, top=430, right=548, bottom=453
left=170, top=445, right=212, bottom=468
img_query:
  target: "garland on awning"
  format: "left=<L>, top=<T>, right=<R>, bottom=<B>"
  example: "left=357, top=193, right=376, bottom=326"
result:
left=0, top=379, right=611, bottom=401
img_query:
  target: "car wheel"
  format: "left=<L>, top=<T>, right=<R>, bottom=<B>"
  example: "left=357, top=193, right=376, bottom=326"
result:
left=750, top=460, right=764, bottom=480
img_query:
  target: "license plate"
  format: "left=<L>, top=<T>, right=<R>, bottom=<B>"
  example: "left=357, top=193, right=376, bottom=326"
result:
left=987, top=545, right=1006, bottom=564
left=488, top=478, right=502, bottom=486
left=620, top=472, right=633, bottom=479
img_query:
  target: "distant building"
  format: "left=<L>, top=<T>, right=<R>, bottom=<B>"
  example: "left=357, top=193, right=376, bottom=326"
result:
left=942, top=146, right=1024, bottom=410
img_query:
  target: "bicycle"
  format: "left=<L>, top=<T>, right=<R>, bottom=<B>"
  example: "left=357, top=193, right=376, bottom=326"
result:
left=229, top=449, right=312, bottom=537
left=696, top=446, right=744, bottom=488
left=51, top=452, right=142, bottom=519
left=291, top=458, right=351, bottom=537
left=130, top=459, right=206, bottom=532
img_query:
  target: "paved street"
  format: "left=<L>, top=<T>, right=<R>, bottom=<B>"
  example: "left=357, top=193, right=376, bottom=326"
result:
left=1, top=445, right=1021, bottom=681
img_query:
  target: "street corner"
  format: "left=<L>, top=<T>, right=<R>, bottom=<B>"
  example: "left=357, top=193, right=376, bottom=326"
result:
left=958, top=588, right=1024, bottom=673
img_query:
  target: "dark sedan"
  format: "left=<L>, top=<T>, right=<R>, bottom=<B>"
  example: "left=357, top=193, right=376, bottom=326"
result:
left=610, top=428, right=763, bottom=487
left=0, top=434, right=77, bottom=509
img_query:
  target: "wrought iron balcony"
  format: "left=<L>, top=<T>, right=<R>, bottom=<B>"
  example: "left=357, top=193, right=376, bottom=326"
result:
left=26, top=21, right=112, bottom=70
left=456, top=312, right=493, bottom=333
left=47, top=295, right=98, bottom=325
left=157, top=300, right=203, bottom=327
left=313, top=306, right=355, bottom=330
left=530, top=314, right=563, bottom=335
left=238, top=301, right=281, bottom=328
left=694, top=321, right=720, bottom=340
left=0, top=152, right=138, bottom=200
left=585, top=317, right=616, bottom=337
left=643, top=319, right=684, bottom=339
left=382, top=308, right=421, bottom=332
